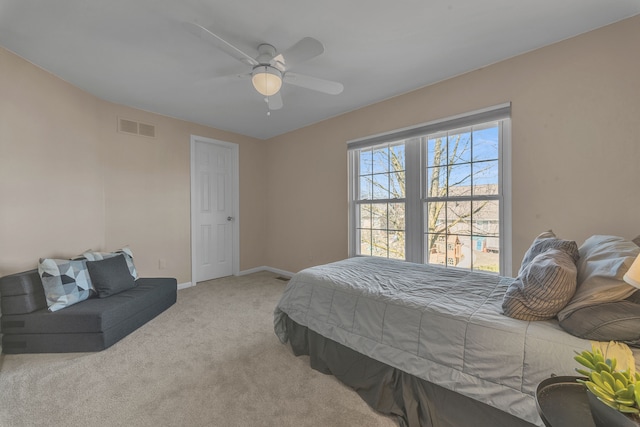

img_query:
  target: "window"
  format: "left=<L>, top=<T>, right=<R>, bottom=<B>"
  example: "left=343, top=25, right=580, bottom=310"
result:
left=348, top=104, right=512, bottom=275
left=356, top=142, right=406, bottom=259
left=424, top=123, right=501, bottom=272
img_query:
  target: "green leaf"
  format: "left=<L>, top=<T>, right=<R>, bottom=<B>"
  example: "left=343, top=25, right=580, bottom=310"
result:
left=597, top=362, right=612, bottom=374
left=586, top=382, right=616, bottom=402
left=618, top=404, right=640, bottom=414
left=575, top=355, right=596, bottom=370
left=615, top=397, right=635, bottom=406
left=576, top=368, right=591, bottom=377
left=613, top=371, right=629, bottom=388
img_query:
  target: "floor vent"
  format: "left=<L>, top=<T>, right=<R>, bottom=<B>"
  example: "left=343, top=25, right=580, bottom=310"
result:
left=276, top=276, right=291, bottom=282
left=118, top=117, right=156, bottom=138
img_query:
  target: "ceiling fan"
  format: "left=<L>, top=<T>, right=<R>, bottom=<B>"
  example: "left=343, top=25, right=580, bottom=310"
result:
left=185, top=22, right=344, bottom=111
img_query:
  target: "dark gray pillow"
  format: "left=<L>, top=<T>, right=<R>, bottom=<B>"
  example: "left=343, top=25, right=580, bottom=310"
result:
left=559, top=296, right=640, bottom=346
left=557, top=235, right=640, bottom=342
left=86, top=254, right=136, bottom=298
left=502, top=248, right=578, bottom=321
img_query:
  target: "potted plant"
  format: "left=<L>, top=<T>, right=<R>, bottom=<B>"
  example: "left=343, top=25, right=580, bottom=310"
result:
left=575, top=347, right=640, bottom=426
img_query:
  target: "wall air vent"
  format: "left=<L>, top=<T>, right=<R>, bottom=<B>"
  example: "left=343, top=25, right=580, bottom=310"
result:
left=118, top=117, right=156, bottom=138
left=118, top=118, right=138, bottom=134
left=138, top=122, right=155, bottom=138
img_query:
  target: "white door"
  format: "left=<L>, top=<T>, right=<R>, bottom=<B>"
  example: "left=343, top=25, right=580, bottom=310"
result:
left=192, top=137, right=237, bottom=282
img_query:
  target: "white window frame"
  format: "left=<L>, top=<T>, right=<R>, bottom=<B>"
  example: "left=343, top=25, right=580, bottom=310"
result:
left=352, top=141, right=408, bottom=259
left=348, top=104, right=512, bottom=276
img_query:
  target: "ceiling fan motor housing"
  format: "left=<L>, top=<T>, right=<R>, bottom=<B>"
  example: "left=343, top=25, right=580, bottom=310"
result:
left=256, top=43, right=277, bottom=65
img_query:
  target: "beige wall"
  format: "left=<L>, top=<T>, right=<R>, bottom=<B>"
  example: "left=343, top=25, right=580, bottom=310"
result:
left=2, top=15, right=639, bottom=282
left=265, top=15, right=640, bottom=275
left=0, top=47, right=267, bottom=282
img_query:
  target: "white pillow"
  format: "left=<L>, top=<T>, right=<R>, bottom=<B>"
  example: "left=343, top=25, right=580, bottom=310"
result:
left=557, top=235, right=640, bottom=321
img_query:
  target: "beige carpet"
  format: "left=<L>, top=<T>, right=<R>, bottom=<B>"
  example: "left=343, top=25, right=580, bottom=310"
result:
left=0, top=272, right=396, bottom=427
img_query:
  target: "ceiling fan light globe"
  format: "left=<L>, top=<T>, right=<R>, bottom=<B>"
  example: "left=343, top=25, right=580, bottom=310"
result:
left=252, top=66, right=282, bottom=97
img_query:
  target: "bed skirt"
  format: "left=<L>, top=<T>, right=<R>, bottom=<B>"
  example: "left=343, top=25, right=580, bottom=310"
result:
left=284, top=315, right=536, bottom=427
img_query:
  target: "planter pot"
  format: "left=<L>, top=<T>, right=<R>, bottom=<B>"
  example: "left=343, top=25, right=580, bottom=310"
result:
left=586, top=390, right=640, bottom=427
left=536, top=376, right=595, bottom=427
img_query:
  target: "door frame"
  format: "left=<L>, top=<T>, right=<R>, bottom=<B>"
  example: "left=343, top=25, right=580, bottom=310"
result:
left=190, top=135, right=240, bottom=284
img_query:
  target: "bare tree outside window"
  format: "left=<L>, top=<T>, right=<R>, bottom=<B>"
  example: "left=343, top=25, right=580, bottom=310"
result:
left=425, top=124, right=500, bottom=272
left=357, top=142, right=406, bottom=259
left=355, top=122, right=501, bottom=272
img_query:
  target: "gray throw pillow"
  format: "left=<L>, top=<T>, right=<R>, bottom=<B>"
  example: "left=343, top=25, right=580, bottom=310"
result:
left=86, top=254, right=136, bottom=298
left=557, top=235, right=639, bottom=321
left=502, top=249, right=578, bottom=321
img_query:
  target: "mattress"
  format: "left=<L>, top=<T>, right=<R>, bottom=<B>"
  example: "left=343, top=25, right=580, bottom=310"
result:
left=274, top=257, right=599, bottom=426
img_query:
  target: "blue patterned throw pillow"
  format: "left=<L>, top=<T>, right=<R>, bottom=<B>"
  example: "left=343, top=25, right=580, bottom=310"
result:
left=38, top=258, right=95, bottom=312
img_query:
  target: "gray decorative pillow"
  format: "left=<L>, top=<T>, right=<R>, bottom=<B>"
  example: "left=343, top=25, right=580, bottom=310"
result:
left=559, top=298, right=640, bottom=346
left=557, top=235, right=640, bottom=321
left=83, top=247, right=138, bottom=279
left=519, top=230, right=579, bottom=276
left=502, top=249, right=578, bottom=321
left=38, top=258, right=95, bottom=312
left=86, top=254, right=136, bottom=298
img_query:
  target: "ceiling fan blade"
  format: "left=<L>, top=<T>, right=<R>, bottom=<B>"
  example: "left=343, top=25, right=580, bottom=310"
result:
left=267, top=92, right=283, bottom=110
left=283, top=72, right=344, bottom=95
left=183, top=22, right=258, bottom=67
left=195, top=72, right=251, bottom=87
left=273, top=37, right=324, bottom=70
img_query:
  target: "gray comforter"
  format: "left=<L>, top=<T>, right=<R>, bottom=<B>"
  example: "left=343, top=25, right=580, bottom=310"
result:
left=274, top=257, right=594, bottom=426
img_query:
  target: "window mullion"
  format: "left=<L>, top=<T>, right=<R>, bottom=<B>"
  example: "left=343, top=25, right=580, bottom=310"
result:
left=499, top=120, right=513, bottom=276
left=348, top=150, right=359, bottom=257
left=404, top=137, right=422, bottom=263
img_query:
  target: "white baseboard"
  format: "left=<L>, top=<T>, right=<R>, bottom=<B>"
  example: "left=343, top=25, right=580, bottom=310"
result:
left=238, top=266, right=295, bottom=278
left=177, top=282, right=194, bottom=290
left=184, top=267, right=295, bottom=287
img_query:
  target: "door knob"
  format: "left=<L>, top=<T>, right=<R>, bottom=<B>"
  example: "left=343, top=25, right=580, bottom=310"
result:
left=227, top=216, right=234, bottom=221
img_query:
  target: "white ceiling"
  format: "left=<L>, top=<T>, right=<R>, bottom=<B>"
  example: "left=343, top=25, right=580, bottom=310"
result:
left=1, top=1, right=639, bottom=140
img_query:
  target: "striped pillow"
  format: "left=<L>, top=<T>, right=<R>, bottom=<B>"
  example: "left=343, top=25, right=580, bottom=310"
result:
left=502, top=249, right=578, bottom=321
left=519, top=231, right=579, bottom=276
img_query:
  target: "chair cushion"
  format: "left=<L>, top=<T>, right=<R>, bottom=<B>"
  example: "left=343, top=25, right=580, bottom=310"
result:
left=0, top=269, right=47, bottom=315
left=1, top=278, right=176, bottom=335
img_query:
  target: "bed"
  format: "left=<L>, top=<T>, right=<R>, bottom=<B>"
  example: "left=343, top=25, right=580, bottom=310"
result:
left=273, top=234, right=640, bottom=427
